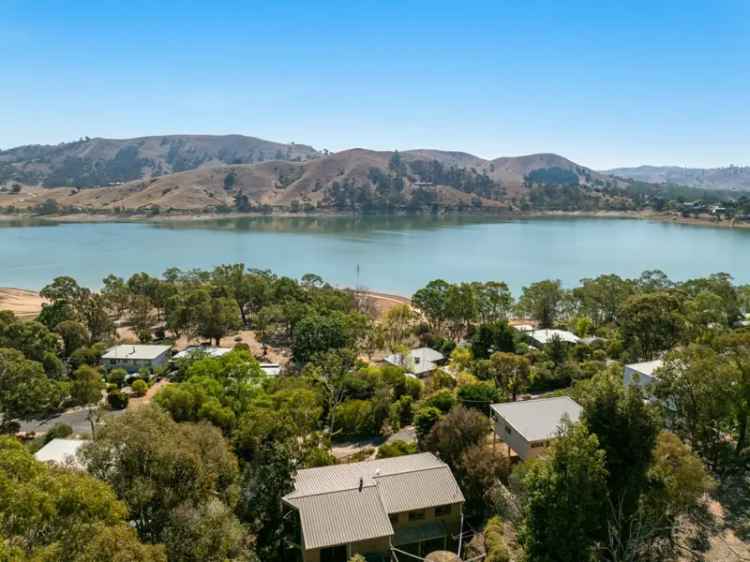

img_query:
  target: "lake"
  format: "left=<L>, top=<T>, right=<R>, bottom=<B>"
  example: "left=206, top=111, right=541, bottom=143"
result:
left=1, top=215, right=748, bottom=295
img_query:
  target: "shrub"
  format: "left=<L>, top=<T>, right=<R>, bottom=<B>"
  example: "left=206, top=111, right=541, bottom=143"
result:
left=484, top=516, right=510, bottom=562
left=457, top=381, right=501, bottom=413
left=131, top=379, right=148, bottom=397
left=378, top=440, right=417, bottom=459
left=107, top=390, right=129, bottom=410
left=414, top=406, right=442, bottom=443
left=425, top=389, right=457, bottom=413
left=107, top=368, right=128, bottom=387
left=334, top=400, right=376, bottom=437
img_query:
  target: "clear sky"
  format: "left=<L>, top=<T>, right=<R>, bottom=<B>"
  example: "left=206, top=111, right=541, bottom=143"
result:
left=2, top=0, right=748, bottom=169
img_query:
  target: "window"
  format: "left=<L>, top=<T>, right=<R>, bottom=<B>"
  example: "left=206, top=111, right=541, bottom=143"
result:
left=408, top=510, right=426, bottom=521
left=434, top=504, right=451, bottom=517
left=505, top=424, right=513, bottom=435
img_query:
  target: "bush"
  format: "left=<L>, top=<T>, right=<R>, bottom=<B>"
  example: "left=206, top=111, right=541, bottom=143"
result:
left=414, top=406, right=442, bottom=443
left=107, top=390, right=129, bottom=410
left=457, top=381, right=501, bottom=413
left=45, top=422, right=73, bottom=443
left=107, top=368, right=128, bottom=388
left=334, top=400, right=376, bottom=438
left=378, top=440, right=417, bottom=459
left=131, top=379, right=148, bottom=397
left=484, top=516, right=510, bottom=562
left=425, top=389, right=457, bottom=413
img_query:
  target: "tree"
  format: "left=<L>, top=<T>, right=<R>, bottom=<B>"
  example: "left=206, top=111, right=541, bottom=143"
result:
left=414, top=405, right=442, bottom=444
left=518, top=279, right=565, bottom=328
left=471, top=321, right=515, bottom=360
left=195, top=294, right=242, bottom=345
left=55, top=319, right=90, bottom=357
left=0, top=436, right=166, bottom=562
left=424, top=406, right=489, bottom=471
left=472, top=281, right=513, bottom=324
left=518, top=422, right=608, bottom=562
left=459, top=445, right=510, bottom=521
left=0, top=312, right=61, bottom=363
left=292, top=312, right=365, bottom=364
left=619, top=292, right=685, bottom=360
left=487, top=352, right=529, bottom=401
left=413, top=279, right=451, bottom=333
left=382, top=304, right=417, bottom=349
left=70, top=365, right=105, bottom=438
left=304, top=348, right=357, bottom=434
left=654, top=344, right=734, bottom=470
left=457, top=381, right=501, bottom=413
left=0, top=348, right=65, bottom=433
left=81, top=406, right=242, bottom=556
left=574, top=274, right=634, bottom=326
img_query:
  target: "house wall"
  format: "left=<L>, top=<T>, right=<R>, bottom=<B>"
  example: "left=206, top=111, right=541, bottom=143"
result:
left=494, top=414, right=531, bottom=460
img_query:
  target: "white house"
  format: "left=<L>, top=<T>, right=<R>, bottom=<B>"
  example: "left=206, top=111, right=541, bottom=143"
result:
left=34, top=438, right=87, bottom=469
left=526, top=329, right=581, bottom=347
left=173, top=346, right=232, bottom=360
left=102, top=344, right=172, bottom=372
left=623, top=359, right=664, bottom=393
left=384, top=347, right=445, bottom=377
left=259, top=362, right=282, bottom=376
left=490, top=396, right=583, bottom=460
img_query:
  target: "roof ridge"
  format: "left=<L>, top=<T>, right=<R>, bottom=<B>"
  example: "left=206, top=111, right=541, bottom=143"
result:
left=372, top=463, right=449, bottom=479
left=285, top=482, right=378, bottom=500
left=492, top=395, right=576, bottom=407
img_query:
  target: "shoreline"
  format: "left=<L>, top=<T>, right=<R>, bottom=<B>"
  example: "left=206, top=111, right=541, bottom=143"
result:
left=1, top=209, right=749, bottom=230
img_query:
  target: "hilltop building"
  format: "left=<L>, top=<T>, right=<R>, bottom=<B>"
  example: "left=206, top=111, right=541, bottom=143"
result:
left=283, top=453, right=464, bottom=562
left=491, top=396, right=583, bottom=460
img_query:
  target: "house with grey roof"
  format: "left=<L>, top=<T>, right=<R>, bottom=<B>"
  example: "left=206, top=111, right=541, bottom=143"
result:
left=383, top=347, right=445, bottom=377
left=34, top=438, right=87, bottom=469
left=491, top=396, right=583, bottom=461
left=525, top=329, right=581, bottom=347
left=623, top=359, right=664, bottom=393
left=283, top=452, right=464, bottom=562
left=102, top=344, right=172, bottom=373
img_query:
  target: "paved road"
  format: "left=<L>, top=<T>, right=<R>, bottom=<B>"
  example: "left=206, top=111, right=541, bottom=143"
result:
left=18, top=407, right=125, bottom=436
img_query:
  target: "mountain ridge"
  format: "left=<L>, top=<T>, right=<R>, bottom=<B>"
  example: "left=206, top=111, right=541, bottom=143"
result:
left=603, top=164, right=750, bottom=192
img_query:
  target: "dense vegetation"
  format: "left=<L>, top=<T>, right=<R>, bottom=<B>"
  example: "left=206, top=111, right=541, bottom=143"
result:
left=1, top=265, right=749, bottom=561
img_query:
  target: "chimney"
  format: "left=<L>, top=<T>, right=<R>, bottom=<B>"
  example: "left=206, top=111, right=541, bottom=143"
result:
left=358, top=477, right=363, bottom=492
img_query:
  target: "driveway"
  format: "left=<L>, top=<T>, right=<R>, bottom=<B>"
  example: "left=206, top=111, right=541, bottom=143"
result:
left=17, top=407, right=125, bottom=436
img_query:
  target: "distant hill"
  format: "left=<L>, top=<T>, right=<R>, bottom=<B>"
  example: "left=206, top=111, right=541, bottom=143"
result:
left=0, top=134, right=319, bottom=188
left=1, top=145, right=633, bottom=214
left=604, top=165, right=750, bottom=192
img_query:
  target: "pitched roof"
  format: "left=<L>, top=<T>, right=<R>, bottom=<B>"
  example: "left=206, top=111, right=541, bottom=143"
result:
left=173, top=346, right=231, bottom=359
left=384, top=347, right=444, bottom=376
left=283, top=453, right=463, bottom=550
left=491, top=396, right=582, bottom=442
left=34, top=438, right=87, bottom=468
left=528, top=329, right=581, bottom=345
left=624, top=359, right=663, bottom=377
left=285, top=486, right=393, bottom=550
left=102, top=344, right=172, bottom=360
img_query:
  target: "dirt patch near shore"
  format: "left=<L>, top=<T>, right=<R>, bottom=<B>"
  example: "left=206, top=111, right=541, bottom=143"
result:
left=0, top=288, right=45, bottom=319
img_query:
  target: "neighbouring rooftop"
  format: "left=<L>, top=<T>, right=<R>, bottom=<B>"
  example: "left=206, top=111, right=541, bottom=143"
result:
left=527, top=329, right=581, bottom=345
left=491, top=396, right=583, bottom=443
left=103, top=344, right=172, bottom=360
left=384, top=347, right=444, bottom=376
left=625, top=359, right=664, bottom=378
left=173, top=346, right=232, bottom=360
left=34, top=438, right=87, bottom=468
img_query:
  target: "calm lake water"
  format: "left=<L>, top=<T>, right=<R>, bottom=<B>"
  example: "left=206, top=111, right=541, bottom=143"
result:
left=1, top=216, right=748, bottom=295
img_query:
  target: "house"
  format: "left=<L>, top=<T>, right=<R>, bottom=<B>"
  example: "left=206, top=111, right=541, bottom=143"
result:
left=102, top=344, right=172, bottom=372
left=525, top=329, right=581, bottom=347
left=173, top=346, right=232, bottom=360
left=383, top=347, right=445, bottom=377
left=283, top=453, right=465, bottom=562
left=623, top=359, right=664, bottom=392
left=490, top=396, right=583, bottom=460
left=34, top=438, right=86, bottom=469
left=259, top=362, right=282, bottom=376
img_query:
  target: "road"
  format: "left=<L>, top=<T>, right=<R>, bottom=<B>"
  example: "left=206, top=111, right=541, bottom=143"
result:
left=18, top=407, right=125, bottom=436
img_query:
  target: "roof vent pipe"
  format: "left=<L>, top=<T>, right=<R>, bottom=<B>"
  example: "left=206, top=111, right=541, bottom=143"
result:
left=358, top=477, right=363, bottom=492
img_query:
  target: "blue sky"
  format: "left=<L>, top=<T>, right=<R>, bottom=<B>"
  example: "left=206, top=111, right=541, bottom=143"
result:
left=1, top=0, right=748, bottom=169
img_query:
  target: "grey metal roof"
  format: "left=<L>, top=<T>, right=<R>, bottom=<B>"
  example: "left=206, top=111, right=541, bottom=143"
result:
left=102, top=344, right=172, bottom=360
left=173, top=346, right=231, bottom=359
left=528, top=329, right=581, bottom=345
left=283, top=453, right=463, bottom=549
left=285, top=486, right=393, bottom=550
left=624, top=359, right=663, bottom=377
left=383, top=347, right=444, bottom=376
left=376, top=465, right=465, bottom=514
left=34, top=438, right=86, bottom=468
left=491, top=396, right=582, bottom=442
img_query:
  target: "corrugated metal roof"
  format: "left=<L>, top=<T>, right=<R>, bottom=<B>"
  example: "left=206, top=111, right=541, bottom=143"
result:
left=491, top=396, right=582, bottom=442
left=625, top=359, right=663, bottom=377
left=528, top=329, right=581, bottom=345
left=285, top=486, right=393, bottom=550
left=284, top=453, right=464, bottom=549
left=376, top=465, right=465, bottom=514
left=34, top=438, right=86, bottom=468
left=286, top=452, right=445, bottom=498
left=102, top=344, right=171, bottom=360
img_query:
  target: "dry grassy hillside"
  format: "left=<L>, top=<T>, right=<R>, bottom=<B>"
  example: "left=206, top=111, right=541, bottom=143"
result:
left=0, top=147, right=626, bottom=214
